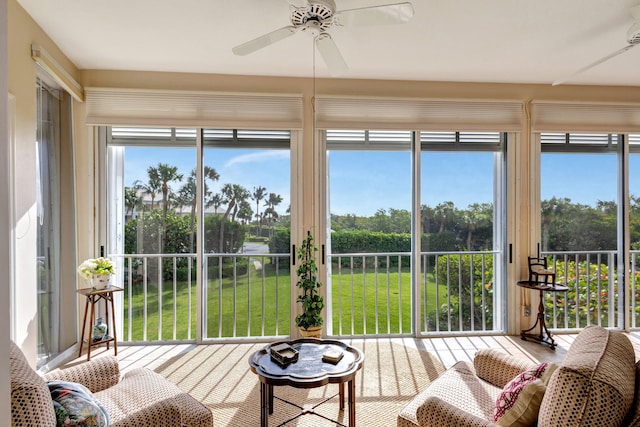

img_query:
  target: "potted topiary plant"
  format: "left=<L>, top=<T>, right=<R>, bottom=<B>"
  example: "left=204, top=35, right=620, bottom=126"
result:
left=295, top=230, right=324, bottom=338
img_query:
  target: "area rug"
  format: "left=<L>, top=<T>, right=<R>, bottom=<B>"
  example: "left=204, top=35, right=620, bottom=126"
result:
left=153, top=339, right=445, bottom=426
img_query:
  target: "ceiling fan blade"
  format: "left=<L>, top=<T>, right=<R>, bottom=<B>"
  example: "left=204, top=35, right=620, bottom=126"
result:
left=333, top=2, right=414, bottom=27
left=552, top=44, right=637, bottom=86
left=315, top=34, right=348, bottom=76
left=232, top=26, right=298, bottom=56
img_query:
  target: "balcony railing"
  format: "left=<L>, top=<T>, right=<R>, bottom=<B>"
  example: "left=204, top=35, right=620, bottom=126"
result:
left=110, top=249, right=634, bottom=343
left=542, top=250, right=622, bottom=330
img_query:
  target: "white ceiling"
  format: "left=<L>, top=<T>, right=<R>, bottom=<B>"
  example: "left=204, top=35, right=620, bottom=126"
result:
left=16, top=0, right=640, bottom=86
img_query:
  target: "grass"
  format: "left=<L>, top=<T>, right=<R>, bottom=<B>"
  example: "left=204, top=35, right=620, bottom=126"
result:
left=123, top=261, right=445, bottom=341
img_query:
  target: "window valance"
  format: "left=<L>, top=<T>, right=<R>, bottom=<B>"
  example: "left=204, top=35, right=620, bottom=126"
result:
left=530, top=101, right=640, bottom=133
left=314, top=96, right=523, bottom=131
left=85, top=88, right=304, bottom=129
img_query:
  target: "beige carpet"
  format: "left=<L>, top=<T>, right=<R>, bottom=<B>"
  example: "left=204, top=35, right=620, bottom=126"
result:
left=152, top=339, right=445, bottom=426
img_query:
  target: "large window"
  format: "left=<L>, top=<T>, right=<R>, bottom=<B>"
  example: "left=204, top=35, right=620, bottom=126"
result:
left=540, top=133, right=620, bottom=329
left=324, top=130, right=507, bottom=337
left=326, top=130, right=412, bottom=336
left=106, top=127, right=291, bottom=341
left=202, top=130, right=291, bottom=339
left=419, top=132, right=506, bottom=334
left=36, top=76, right=75, bottom=367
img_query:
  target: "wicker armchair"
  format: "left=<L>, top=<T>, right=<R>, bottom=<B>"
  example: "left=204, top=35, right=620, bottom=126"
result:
left=10, top=340, right=213, bottom=427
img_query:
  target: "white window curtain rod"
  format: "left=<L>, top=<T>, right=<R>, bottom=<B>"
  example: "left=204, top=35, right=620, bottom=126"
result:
left=31, top=44, right=84, bottom=102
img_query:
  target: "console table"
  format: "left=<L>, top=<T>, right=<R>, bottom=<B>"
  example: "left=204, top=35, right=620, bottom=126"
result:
left=517, top=280, right=568, bottom=350
left=77, top=285, right=123, bottom=360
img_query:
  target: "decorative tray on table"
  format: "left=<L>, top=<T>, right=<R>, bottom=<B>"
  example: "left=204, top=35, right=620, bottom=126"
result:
left=270, top=342, right=299, bottom=366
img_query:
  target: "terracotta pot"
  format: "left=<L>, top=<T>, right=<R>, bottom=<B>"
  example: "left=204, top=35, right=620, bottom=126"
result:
left=299, top=325, right=322, bottom=338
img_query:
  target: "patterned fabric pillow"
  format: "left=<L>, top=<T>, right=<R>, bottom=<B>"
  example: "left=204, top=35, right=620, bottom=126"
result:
left=493, top=363, right=554, bottom=427
left=47, top=380, right=110, bottom=427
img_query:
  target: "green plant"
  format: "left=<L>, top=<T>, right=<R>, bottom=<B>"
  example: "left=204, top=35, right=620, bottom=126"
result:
left=295, top=231, right=324, bottom=330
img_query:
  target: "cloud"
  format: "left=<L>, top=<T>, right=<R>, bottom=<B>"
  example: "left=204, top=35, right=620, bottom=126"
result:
left=224, top=150, right=289, bottom=167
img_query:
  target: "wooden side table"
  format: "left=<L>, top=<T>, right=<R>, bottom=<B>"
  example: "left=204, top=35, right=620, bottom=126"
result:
left=77, top=285, right=123, bottom=361
left=517, top=280, right=568, bottom=350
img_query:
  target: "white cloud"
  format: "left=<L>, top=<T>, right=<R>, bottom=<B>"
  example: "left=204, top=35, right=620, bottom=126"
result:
left=224, top=151, right=289, bottom=167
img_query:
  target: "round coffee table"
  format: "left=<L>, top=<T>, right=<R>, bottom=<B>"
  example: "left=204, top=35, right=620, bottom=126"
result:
left=249, top=338, right=364, bottom=427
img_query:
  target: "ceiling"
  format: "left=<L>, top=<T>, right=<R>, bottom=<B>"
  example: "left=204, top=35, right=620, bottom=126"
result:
left=16, top=0, right=640, bottom=86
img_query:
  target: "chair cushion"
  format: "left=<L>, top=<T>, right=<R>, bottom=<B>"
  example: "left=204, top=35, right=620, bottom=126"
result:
left=96, top=367, right=213, bottom=426
left=10, top=340, right=57, bottom=427
left=493, top=363, right=556, bottom=427
left=398, top=361, right=501, bottom=427
left=538, top=326, right=636, bottom=427
left=47, top=380, right=110, bottom=427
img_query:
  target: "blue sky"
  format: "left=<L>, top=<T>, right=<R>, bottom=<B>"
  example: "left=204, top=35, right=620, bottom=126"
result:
left=124, top=147, right=639, bottom=218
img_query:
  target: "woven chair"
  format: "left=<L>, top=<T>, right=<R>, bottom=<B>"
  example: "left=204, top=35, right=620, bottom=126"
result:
left=10, top=340, right=214, bottom=427
left=398, top=326, right=640, bottom=427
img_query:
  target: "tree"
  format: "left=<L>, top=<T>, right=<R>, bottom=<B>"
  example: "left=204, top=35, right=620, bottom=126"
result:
left=434, top=201, right=456, bottom=233
left=462, top=203, right=492, bottom=251
left=264, top=192, right=283, bottom=237
left=183, top=166, right=219, bottom=251
left=133, top=173, right=161, bottom=211
left=252, top=185, right=267, bottom=236
left=219, top=184, right=250, bottom=252
left=124, top=187, right=141, bottom=218
left=154, top=163, right=183, bottom=219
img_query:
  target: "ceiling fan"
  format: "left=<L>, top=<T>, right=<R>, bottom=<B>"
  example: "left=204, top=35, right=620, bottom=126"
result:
left=231, top=0, right=414, bottom=76
left=553, top=4, right=640, bottom=86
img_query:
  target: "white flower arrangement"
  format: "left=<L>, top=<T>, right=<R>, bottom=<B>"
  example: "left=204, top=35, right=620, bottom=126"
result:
left=77, top=257, right=115, bottom=279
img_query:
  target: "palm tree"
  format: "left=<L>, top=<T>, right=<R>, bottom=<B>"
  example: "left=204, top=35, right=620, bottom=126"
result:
left=252, top=186, right=267, bottom=236
left=237, top=200, right=254, bottom=225
left=462, top=203, right=492, bottom=250
left=219, top=184, right=249, bottom=252
left=133, top=173, right=161, bottom=211
left=154, top=163, right=183, bottom=218
left=181, top=166, right=219, bottom=252
left=264, top=192, right=283, bottom=237
left=124, top=187, right=141, bottom=219
left=434, top=201, right=455, bottom=233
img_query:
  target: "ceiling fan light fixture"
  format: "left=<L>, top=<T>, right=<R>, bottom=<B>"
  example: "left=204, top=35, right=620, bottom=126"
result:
left=232, top=1, right=415, bottom=75
left=627, top=22, right=640, bottom=44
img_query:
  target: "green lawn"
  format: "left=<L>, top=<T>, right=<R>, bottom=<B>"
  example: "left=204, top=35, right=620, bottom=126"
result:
left=123, top=262, right=445, bottom=341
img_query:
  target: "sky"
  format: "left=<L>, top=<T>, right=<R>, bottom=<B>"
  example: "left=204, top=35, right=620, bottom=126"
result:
left=123, top=146, right=640, bottom=218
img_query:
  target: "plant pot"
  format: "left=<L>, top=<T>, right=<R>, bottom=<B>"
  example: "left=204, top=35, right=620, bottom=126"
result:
left=92, top=274, right=111, bottom=290
left=299, top=325, right=322, bottom=338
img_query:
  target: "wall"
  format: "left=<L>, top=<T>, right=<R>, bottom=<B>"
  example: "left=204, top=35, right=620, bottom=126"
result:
left=1, top=0, right=12, bottom=421
left=8, top=0, right=81, bottom=364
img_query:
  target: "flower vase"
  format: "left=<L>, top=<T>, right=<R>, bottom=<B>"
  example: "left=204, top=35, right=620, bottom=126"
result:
left=92, top=274, right=111, bottom=290
left=92, top=317, right=108, bottom=342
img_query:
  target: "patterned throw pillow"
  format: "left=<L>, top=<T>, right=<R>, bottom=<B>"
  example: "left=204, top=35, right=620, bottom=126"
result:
left=493, top=363, right=555, bottom=427
left=47, top=380, right=110, bottom=427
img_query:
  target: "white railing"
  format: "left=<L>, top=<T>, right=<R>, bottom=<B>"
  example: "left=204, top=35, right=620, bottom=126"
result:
left=110, top=249, right=635, bottom=343
left=542, top=250, right=622, bottom=330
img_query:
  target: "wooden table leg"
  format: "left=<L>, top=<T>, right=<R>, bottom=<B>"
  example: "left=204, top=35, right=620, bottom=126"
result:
left=78, top=296, right=90, bottom=357
left=348, top=379, right=356, bottom=426
left=260, top=382, right=269, bottom=427
left=87, top=295, right=96, bottom=361
left=107, top=292, right=118, bottom=355
left=339, top=382, right=345, bottom=411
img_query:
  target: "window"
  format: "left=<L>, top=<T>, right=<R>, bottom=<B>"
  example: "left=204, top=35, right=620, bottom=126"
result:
left=106, top=127, right=292, bottom=341
left=539, top=132, right=620, bottom=329
left=36, top=76, right=76, bottom=367
left=324, top=130, right=508, bottom=336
